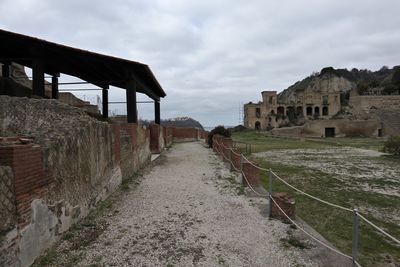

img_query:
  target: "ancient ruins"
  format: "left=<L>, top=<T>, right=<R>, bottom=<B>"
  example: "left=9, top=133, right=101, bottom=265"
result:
left=244, top=67, right=400, bottom=137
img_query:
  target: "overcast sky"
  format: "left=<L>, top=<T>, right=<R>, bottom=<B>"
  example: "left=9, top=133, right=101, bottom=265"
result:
left=1, top=0, right=400, bottom=127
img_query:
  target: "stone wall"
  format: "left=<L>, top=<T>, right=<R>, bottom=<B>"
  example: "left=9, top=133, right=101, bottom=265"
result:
left=271, top=119, right=381, bottom=138
left=0, top=96, right=152, bottom=267
left=349, top=95, right=400, bottom=112
left=0, top=165, right=16, bottom=233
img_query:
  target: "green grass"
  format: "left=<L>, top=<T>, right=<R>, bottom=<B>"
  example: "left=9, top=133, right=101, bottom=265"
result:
left=232, top=131, right=400, bottom=266
left=232, top=132, right=329, bottom=153
left=232, top=131, right=387, bottom=152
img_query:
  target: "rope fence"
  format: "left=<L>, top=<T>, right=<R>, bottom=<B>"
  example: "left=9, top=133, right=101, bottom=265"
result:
left=212, top=137, right=400, bottom=267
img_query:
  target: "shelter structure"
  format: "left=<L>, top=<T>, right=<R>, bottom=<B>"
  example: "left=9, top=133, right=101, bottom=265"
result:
left=0, top=29, right=166, bottom=123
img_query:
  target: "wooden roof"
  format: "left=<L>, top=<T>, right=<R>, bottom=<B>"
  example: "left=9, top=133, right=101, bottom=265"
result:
left=0, top=29, right=166, bottom=100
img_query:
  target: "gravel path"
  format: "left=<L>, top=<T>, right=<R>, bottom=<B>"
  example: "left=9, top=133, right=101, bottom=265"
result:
left=76, top=142, right=317, bottom=266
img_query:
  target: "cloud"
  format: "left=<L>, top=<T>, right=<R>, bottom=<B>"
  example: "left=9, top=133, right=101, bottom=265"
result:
left=1, top=0, right=400, bottom=126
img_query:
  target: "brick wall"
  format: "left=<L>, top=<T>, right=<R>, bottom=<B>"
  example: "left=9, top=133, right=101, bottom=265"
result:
left=163, top=127, right=173, bottom=147
left=0, top=141, right=51, bottom=229
left=149, top=124, right=165, bottom=154
left=271, top=192, right=295, bottom=220
left=172, top=127, right=198, bottom=141
left=242, top=162, right=260, bottom=187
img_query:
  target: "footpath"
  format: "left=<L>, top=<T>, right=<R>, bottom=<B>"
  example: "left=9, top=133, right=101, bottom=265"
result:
left=37, top=142, right=319, bottom=266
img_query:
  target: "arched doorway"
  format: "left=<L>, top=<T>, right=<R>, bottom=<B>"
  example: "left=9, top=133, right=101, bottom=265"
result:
left=255, top=121, right=261, bottom=130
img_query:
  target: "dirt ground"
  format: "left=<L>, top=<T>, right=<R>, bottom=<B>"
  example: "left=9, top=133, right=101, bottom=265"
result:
left=255, top=147, right=400, bottom=197
left=35, top=141, right=346, bottom=267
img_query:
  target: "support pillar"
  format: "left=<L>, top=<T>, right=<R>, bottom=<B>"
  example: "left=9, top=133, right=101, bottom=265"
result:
left=32, top=60, right=45, bottom=97
left=2, top=61, right=10, bottom=78
left=102, top=86, right=109, bottom=119
left=51, top=74, right=59, bottom=99
left=126, top=80, right=137, bottom=123
left=155, top=100, right=160, bottom=125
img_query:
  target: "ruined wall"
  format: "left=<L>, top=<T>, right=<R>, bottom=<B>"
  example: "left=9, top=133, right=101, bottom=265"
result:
left=172, top=127, right=200, bottom=141
left=149, top=124, right=165, bottom=154
left=163, top=127, right=173, bottom=147
left=0, top=96, right=151, bottom=267
left=271, top=119, right=381, bottom=138
left=349, top=95, right=400, bottom=112
left=58, top=93, right=100, bottom=114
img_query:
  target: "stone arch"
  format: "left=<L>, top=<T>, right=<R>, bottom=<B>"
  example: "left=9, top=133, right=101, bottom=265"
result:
left=306, top=106, right=312, bottom=116
left=255, top=121, right=261, bottom=130
left=277, top=106, right=285, bottom=115
left=270, top=109, right=275, bottom=115
left=322, top=106, right=329, bottom=116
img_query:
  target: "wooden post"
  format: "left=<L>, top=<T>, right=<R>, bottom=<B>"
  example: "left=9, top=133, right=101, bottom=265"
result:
left=51, top=75, right=59, bottom=99
left=102, top=86, right=109, bottom=119
left=155, top=100, right=160, bottom=125
left=32, top=60, right=45, bottom=97
left=2, top=61, right=10, bottom=78
left=126, top=80, right=137, bottom=123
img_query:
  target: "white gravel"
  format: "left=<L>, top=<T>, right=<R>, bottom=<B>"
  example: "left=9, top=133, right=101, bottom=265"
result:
left=78, top=142, right=318, bottom=267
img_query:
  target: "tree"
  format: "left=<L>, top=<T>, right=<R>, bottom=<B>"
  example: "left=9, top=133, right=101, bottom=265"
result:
left=207, top=126, right=231, bottom=148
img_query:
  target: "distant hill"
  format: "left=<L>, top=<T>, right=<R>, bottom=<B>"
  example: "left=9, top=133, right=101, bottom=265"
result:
left=161, top=117, right=204, bottom=130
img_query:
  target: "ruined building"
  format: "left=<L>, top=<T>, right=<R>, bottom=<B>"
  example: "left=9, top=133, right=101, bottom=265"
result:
left=244, top=67, right=400, bottom=137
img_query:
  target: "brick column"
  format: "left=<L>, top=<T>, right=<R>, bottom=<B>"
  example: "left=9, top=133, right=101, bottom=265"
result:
left=271, top=192, right=296, bottom=220
left=242, top=162, right=260, bottom=187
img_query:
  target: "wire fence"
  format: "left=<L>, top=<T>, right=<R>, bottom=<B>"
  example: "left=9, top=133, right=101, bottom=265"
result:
left=212, top=137, right=400, bottom=267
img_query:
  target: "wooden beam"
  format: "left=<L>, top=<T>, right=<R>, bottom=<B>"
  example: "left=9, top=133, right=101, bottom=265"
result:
left=1, top=61, right=10, bottom=78
left=51, top=75, right=59, bottom=99
left=155, top=100, right=160, bottom=125
left=32, top=60, right=45, bottom=97
left=126, top=80, right=137, bottom=123
left=130, top=72, right=159, bottom=101
left=102, top=86, right=109, bottom=119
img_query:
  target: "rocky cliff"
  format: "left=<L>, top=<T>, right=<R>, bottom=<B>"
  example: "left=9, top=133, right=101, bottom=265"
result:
left=278, top=66, right=400, bottom=104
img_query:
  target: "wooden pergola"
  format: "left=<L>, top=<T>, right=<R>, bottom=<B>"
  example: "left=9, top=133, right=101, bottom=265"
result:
left=0, top=29, right=166, bottom=124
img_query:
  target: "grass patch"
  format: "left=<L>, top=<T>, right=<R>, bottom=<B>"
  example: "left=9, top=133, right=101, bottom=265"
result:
left=31, top=249, right=59, bottom=267
left=281, top=235, right=311, bottom=250
left=232, top=131, right=399, bottom=266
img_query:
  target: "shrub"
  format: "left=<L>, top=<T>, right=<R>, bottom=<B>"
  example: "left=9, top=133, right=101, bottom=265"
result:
left=383, top=136, right=400, bottom=155
left=207, top=126, right=231, bottom=148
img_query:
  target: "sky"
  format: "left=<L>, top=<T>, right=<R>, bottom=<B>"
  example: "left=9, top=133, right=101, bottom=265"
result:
left=1, top=0, right=400, bottom=127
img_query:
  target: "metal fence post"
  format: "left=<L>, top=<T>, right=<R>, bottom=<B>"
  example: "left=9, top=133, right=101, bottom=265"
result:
left=269, top=168, right=273, bottom=218
left=240, top=154, right=244, bottom=184
left=352, top=209, right=359, bottom=267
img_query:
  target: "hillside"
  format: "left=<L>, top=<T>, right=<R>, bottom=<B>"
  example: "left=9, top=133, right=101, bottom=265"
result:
left=161, top=117, right=204, bottom=130
left=278, top=66, right=400, bottom=103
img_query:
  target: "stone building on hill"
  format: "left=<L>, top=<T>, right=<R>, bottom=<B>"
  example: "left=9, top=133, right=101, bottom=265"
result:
left=244, top=67, right=400, bottom=137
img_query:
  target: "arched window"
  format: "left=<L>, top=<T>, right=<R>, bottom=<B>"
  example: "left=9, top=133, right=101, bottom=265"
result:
left=314, top=106, right=320, bottom=116
left=277, top=106, right=285, bottom=115
left=322, top=106, right=328, bottom=116
left=306, top=106, right=312, bottom=116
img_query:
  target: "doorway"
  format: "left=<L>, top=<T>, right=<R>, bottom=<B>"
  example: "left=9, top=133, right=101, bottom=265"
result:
left=325, top=127, right=335, bottom=137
